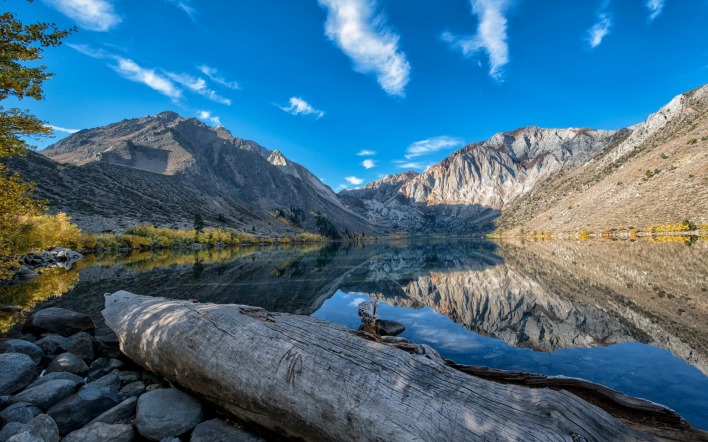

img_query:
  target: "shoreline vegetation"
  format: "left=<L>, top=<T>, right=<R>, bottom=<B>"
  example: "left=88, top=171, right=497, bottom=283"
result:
left=487, top=219, right=708, bottom=243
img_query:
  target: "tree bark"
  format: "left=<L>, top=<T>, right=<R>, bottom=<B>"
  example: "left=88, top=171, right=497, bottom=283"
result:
left=102, top=291, right=703, bottom=442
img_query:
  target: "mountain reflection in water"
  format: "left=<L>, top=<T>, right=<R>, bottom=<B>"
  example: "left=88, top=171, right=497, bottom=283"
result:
left=1, top=238, right=706, bottom=428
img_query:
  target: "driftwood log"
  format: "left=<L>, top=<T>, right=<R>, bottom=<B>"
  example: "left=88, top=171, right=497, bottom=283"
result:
left=102, top=291, right=705, bottom=441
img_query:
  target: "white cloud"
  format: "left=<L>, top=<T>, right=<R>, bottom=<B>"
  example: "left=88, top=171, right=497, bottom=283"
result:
left=198, top=65, right=240, bottom=90
left=405, top=136, right=464, bottom=159
left=47, top=125, right=79, bottom=134
left=318, top=0, right=410, bottom=96
left=361, top=159, right=375, bottom=169
left=69, top=44, right=182, bottom=100
left=345, top=176, right=364, bottom=185
left=197, top=110, right=221, bottom=126
left=645, top=0, right=665, bottom=21
left=587, top=12, right=612, bottom=48
left=336, top=184, right=349, bottom=191
left=165, top=72, right=231, bottom=105
left=394, top=160, right=426, bottom=170
left=42, top=0, right=121, bottom=31
left=443, top=0, right=512, bottom=80
left=166, top=0, right=197, bottom=19
left=112, top=58, right=182, bottom=100
left=278, top=97, right=325, bottom=118
left=357, top=149, right=376, bottom=156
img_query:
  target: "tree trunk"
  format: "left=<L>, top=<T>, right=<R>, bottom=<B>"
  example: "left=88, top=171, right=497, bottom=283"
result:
left=102, top=291, right=703, bottom=441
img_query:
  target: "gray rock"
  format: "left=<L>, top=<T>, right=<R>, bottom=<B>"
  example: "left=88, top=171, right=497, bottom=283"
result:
left=46, top=383, right=120, bottom=435
left=0, top=402, right=41, bottom=425
left=118, top=381, right=145, bottom=401
left=1, top=395, right=11, bottom=409
left=62, top=422, right=134, bottom=442
left=23, top=308, right=94, bottom=338
left=375, top=319, right=405, bottom=336
left=87, top=396, right=137, bottom=425
left=6, top=414, right=59, bottom=442
left=0, top=422, right=25, bottom=442
left=26, top=373, right=83, bottom=390
left=88, top=358, right=124, bottom=380
left=9, top=380, right=77, bottom=410
left=117, top=371, right=141, bottom=383
left=84, top=371, right=121, bottom=391
left=46, top=353, right=88, bottom=375
left=62, top=332, right=94, bottom=361
left=0, top=353, right=37, bottom=395
left=32, top=335, right=67, bottom=356
left=1, top=340, right=44, bottom=365
left=94, top=332, right=122, bottom=359
left=190, top=418, right=264, bottom=442
left=136, top=388, right=203, bottom=441
left=159, top=438, right=180, bottom=442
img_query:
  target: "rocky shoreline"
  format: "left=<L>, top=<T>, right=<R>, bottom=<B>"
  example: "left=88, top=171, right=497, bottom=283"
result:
left=3, top=248, right=84, bottom=287
left=0, top=306, right=265, bottom=441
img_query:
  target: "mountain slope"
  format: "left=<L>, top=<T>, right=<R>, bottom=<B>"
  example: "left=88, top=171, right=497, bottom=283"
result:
left=344, top=84, right=708, bottom=234
left=6, top=112, right=376, bottom=235
left=496, top=85, right=708, bottom=233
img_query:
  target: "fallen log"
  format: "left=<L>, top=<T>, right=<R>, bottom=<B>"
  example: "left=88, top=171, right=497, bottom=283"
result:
left=102, top=291, right=703, bottom=441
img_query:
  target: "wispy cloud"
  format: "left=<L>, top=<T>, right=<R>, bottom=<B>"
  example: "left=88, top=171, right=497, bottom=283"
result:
left=112, top=58, right=182, bottom=100
left=336, top=184, right=349, bottom=191
left=165, top=72, right=231, bottom=105
left=586, top=12, right=612, bottom=48
left=318, top=0, right=410, bottom=96
left=394, top=160, right=430, bottom=170
left=361, top=159, right=375, bottom=169
left=198, top=65, right=240, bottom=90
left=345, top=176, right=364, bottom=185
left=166, top=0, right=197, bottom=19
left=443, top=0, right=512, bottom=80
left=357, top=149, right=376, bottom=156
left=42, top=0, right=121, bottom=31
left=47, top=125, right=80, bottom=134
left=405, top=136, right=464, bottom=159
left=197, top=110, right=221, bottom=126
left=645, top=0, right=665, bottom=21
left=278, top=97, right=325, bottom=118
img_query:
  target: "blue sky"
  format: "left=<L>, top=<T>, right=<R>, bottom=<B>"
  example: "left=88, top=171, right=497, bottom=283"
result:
left=10, top=0, right=708, bottom=191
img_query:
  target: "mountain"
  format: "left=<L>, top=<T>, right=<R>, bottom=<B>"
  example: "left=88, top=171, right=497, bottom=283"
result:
left=5, top=112, right=376, bottom=235
left=343, top=84, right=708, bottom=234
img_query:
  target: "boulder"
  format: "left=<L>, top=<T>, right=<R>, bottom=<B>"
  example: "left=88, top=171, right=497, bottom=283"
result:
left=0, top=402, right=41, bottom=425
left=62, top=422, right=134, bottom=442
left=0, top=395, right=11, bottom=409
left=26, top=372, right=83, bottom=390
left=190, top=418, right=264, bottom=442
left=46, top=383, right=120, bottom=435
left=0, top=422, right=25, bottom=442
left=118, top=381, right=145, bottom=401
left=63, top=332, right=94, bottom=361
left=135, top=388, right=203, bottom=441
left=33, top=335, right=67, bottom=356
left=87, top=396, right=137, bottom=426
left=6, top=414, right=59, bottom=442
left=375, top=319, right=405, bottom=336
left=85, top=371, right=121, bottom=391
left=1, top=340, right=44, bottom=365
left=9, top=380, right=77, bottom=410
left=0, top=353, right=36, bottom=395
left=46, top=353, right=88, bottom=375
left=94, top=331, right=122, bottom=359
left=88, top=358, right=124, bottom=380
left=23, top=308, right=94, bottom=337
left=117, top=371, right=141, bottom=383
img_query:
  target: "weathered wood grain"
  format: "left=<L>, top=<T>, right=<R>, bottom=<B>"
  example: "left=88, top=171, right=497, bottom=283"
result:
left=102, top=291, right=702, bottom=441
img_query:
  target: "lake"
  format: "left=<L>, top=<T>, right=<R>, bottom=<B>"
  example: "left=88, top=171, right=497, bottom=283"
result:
left=1, top=238, right=707, bottom=429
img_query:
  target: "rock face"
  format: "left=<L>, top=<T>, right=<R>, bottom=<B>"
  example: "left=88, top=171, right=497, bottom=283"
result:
left=5, top=111, right=376, bottom=236
left=343, top=84, right=708, bottom=233
left=135, top=388, right=203, bottom=441
left=0, top=353, right=36, bottom=395
left=22, top=308, right=95, bottom=337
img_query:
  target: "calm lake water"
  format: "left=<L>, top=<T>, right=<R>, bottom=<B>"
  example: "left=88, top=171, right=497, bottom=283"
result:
left=2, top=238, right=707, bottom=429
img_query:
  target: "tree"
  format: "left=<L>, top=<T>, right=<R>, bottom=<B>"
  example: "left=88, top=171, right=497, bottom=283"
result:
left=193, top=213, right=205, bottom=240
left=0, top=3, right=73, bottom=279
